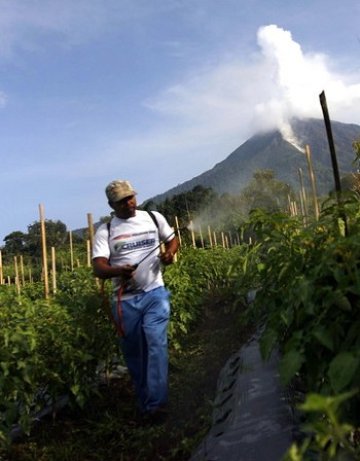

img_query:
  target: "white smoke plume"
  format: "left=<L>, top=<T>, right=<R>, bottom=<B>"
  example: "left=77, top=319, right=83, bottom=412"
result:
left=146, top=24, right=360, bottom=168
left=253, top=24, right=360, bottom=148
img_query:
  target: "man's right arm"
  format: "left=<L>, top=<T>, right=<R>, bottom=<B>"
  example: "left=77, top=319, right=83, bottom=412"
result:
left=92, top=257, right=136, bottom=280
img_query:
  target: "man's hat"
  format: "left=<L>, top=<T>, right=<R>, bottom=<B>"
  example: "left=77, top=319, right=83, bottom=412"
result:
left=105, top=180, right=137, bottom=202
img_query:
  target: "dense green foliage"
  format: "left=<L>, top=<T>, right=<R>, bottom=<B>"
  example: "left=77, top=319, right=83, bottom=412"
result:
left=0, top=248, right=247, bottom=446
left=0, top=269, right=115, bottom=444
left=238, top=194, right=360, bottom=460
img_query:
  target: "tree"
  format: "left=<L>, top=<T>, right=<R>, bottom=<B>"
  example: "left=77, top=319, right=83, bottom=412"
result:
left=157, top=186, right=218, bottom=225
left=3, top=231, right=27, bottom=255
left=26, top=220, right=68, bottom=257
left=240, top=169, right=294, bottom=214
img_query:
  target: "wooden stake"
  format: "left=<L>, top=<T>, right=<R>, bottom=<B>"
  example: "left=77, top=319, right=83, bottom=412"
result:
left=51, top=246, right=57, bottom=294
left=14, top=256, right=21, bottom=295
left=189, top=221, right=196, bottom=248
left=293, top=201, right=298, bottom=215
left=39, top=204, right=49, bottom=299
left=69, top=230, right=74, bottom=271
left=174, top=216, right=182, bottom=247
left=221, top=232, right=225, bottom=248
left=298, top=168, right=307, bottom=224
left=207, top=226, right=213, bottom=247
left=199, top=226, right=204, bottom=248
left=287, top=194, right=292, bottom=215
left=86, top=240, right=91, bottom=267
left=20, top=255, right=25, bottom=285
left=319, top=90, right=348, bottom=235
left=87, top=213, right=95, bottom=256
left=319, top=91, right=342, bottom=197
left=213, top=231, right=217, bottom=246
left=305, top=145, right=320, bottom=220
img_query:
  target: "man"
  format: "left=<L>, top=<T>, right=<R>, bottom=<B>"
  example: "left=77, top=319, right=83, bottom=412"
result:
left=92, top=179, right=179, bottom=422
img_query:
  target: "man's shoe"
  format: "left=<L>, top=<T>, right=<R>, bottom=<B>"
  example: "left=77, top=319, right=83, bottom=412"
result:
left=142, top=407, right=168, bottom=425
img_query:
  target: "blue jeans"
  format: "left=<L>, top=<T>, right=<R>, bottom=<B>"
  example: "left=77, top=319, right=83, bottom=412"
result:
left=111, top=286, right=170, bottom=413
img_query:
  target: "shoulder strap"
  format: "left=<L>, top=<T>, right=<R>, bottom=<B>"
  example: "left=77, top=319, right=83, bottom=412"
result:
left=147, top=210, right=159, bottom=229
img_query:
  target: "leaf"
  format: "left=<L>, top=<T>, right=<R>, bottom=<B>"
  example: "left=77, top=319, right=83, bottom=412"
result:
left=333, top=292, right=352, bottom=312
left=259, top=328, right=278, bottom=360
left=312, top=327, right=334, bottom=351
left=279, top=349, right=304, bottom=385
left=328, top=352, right=360, bottom=392
left=300, top=393, right=328, bottom=412
left=300, top=390, right=358, bottom=413
left=257, top=262, right=266, bottom=272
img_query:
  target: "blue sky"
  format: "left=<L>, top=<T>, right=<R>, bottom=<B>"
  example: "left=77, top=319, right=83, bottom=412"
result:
left=1, top=0, right=360, bottom=244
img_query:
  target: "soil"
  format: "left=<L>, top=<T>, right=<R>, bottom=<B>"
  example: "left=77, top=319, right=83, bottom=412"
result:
left=3, top=298, right=252, bottom=461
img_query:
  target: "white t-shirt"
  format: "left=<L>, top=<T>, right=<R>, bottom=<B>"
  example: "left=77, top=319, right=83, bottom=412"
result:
left=92, top=210, right=174, bottom=298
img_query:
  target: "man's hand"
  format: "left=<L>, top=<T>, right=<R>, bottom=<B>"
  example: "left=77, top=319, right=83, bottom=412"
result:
left=119, top=264, right=137, bottom=280
left=160, top=250, right=174, bottom=266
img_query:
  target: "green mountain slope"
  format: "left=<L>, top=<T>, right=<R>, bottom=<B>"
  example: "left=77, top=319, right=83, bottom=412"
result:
left=150, top=118, right=360, bottom=202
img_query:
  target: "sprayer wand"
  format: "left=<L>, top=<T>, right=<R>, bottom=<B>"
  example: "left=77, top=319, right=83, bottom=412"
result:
left=133, top=229, right=176, bottom=269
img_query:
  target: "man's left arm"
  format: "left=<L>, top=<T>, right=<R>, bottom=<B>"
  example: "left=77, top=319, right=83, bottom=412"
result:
left=154, top=211, right=180, bottom=265
left=160, top=237, right=179, bottom=265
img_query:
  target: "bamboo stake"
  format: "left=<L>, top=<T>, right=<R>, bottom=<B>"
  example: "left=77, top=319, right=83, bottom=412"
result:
left=305, top=145, right=320, bottom=220
left=86, top=240, right=91, bottom=267
left=51, top=246, right=57, bottom=294
left=199, top=226, right=204, bottom=248
left=298, top=191, right=304, bottom=217
left=20, top=255, right=25, bottom=285
left=14, top=256, right=21, bottom=295
left=190, top=221, right=196, bottom=248
left=87, top=213, right=95, bottom=256
left=293, top=201, right=298, bottom=215
left=290, top=201, right=298, bottom=216
left=287, top=194, right=292, bottom=215
left=0, top=250, right=3, bottom=285
left=298, top=168, right=307, bottom=225
left=207, top=226, right=213, bottom=247
left=174, top=216, right=182, bottom=247
left=221, top=232, right=225, bottom=248
left=39, top=204, right=49, bottom=299
left=69, top=230, right=74, bottom=271
left=213, top=231, right=217, bottom=246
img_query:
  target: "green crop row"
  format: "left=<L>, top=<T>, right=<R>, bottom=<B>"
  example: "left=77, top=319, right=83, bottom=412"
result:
left=0, top=269, right=117, bottom=445
left=0, top=248, right=248, bottom=445
left=237, top=194, right=360, bottom=460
